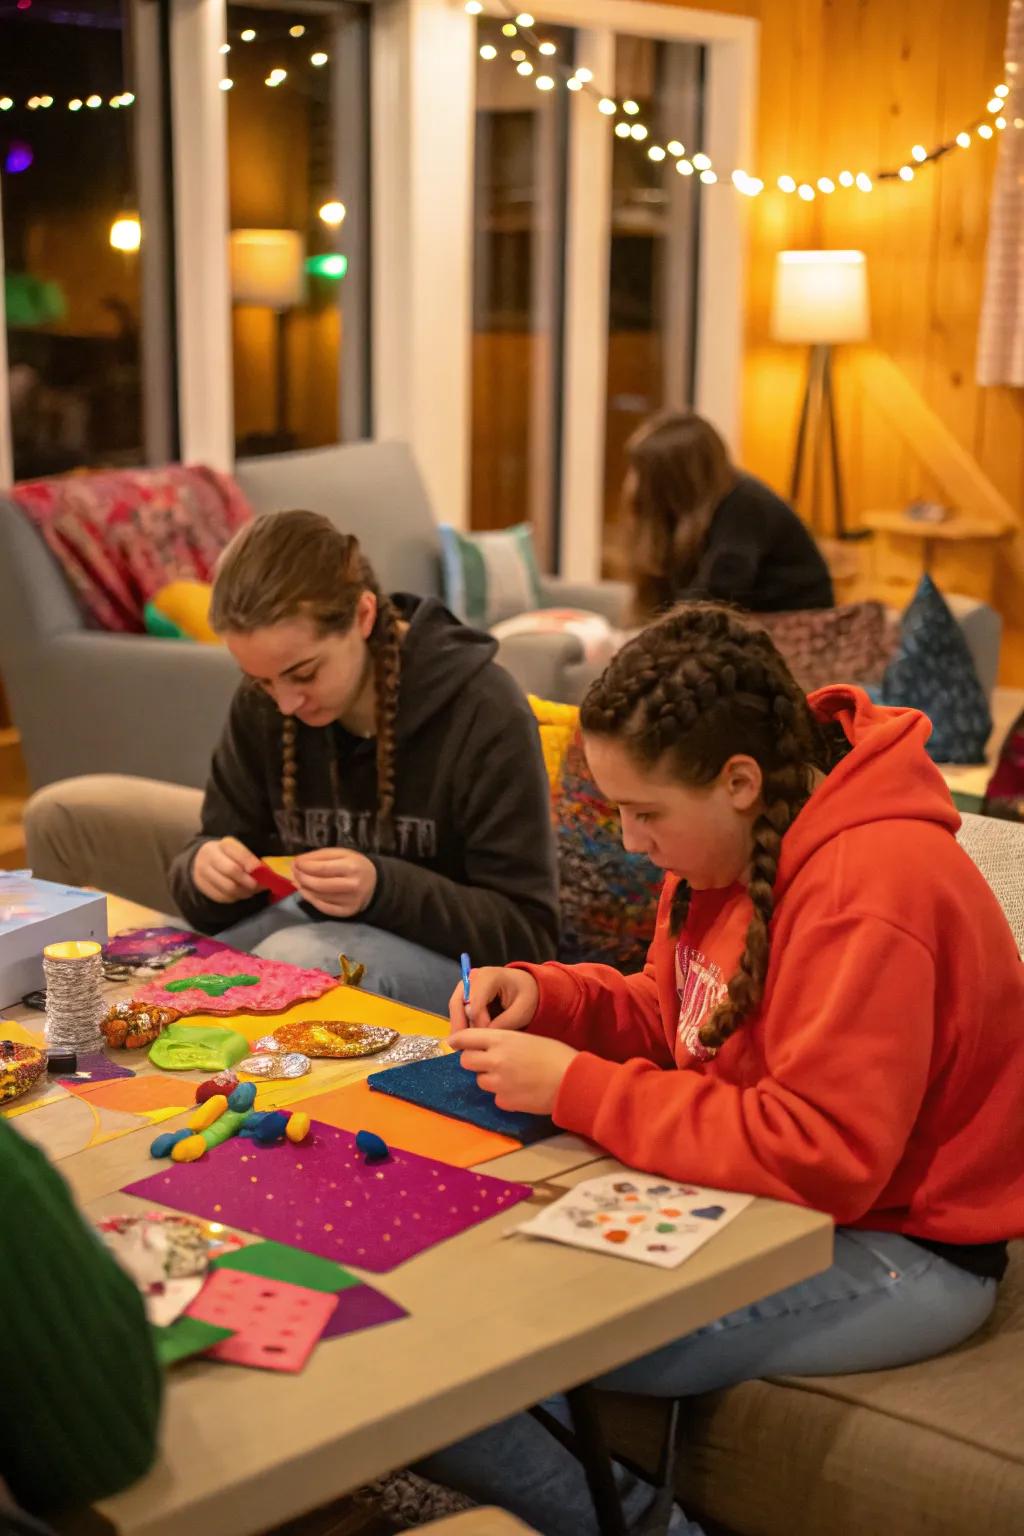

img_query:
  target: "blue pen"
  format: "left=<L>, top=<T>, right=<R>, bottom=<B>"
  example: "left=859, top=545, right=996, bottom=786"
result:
left=460, top=951, right=472, bottom=1022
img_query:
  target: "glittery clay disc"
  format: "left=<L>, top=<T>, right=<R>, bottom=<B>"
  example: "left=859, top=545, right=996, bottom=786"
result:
left=253, top=1020, right=399, bottom=1059
left=237, top=1051, right=311, bottom=1080
left=0, top=1042, right=47, bottom=1105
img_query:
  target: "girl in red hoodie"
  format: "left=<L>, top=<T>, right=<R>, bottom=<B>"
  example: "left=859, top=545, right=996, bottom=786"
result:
left=419, top=603, right=1024, bottom=1536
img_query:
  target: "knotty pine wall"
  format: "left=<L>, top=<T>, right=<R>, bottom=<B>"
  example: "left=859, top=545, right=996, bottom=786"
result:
left=672, top=0, right=1022, bottom=679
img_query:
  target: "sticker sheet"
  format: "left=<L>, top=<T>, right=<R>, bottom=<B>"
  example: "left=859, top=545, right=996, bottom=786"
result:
left=518, top=1173, right=752, bottom=1268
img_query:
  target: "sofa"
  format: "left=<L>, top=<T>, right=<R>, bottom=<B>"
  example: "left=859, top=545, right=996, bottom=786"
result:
left=0, top=441, right=631, bottom=792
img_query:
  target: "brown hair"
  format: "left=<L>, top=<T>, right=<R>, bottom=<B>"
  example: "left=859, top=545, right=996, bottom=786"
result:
left=211, top=510, right=401, bottom=850
left=580, top=604, right=848, bottom=1050
left=625, top=411, right=738, bottom=623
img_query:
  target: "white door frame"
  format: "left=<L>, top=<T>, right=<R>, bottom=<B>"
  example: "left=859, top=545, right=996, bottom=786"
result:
left=169, top=0, right=234, bottom=470
left=373, top=0, right=757, bottom=574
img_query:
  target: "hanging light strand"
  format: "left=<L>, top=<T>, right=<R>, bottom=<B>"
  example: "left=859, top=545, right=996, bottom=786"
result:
left=475, top=0, right=1018, bottom=197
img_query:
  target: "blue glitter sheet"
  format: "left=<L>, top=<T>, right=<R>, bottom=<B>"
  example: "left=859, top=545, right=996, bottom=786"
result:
left=367, top=1051, right=557, bottom=1144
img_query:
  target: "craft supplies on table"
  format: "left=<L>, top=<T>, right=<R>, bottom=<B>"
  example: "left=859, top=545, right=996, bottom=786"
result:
left=368, top=1051, right=557, bottom=1144
left=103, top=926, right=235, bottom=974
left=517, top=1173, right=753, bottom=1268
left=0, top=1040, right=46, bottom=1104
left=124, top=1121, right=531, bottom=1272
left=253, top=1019, right=398, bottom=1059
left=134, top=951, right=338, bottom=1016
left=0, top=876, right=106, bottom=1007
left=43, top=939, right=105, bottom=1055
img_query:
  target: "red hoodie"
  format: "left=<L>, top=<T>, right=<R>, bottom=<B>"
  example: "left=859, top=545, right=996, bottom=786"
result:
left=520, top=688, right=1024, bottom=1240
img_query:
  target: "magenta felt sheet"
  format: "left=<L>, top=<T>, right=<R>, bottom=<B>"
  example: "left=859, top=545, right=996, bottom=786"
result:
left=132, top=950, right=337, bottom=1016
left=123, top=1122, right=530, bottom=1273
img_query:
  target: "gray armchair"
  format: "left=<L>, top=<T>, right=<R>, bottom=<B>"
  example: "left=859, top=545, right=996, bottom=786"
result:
left=0, top=441, right=629, bottom=791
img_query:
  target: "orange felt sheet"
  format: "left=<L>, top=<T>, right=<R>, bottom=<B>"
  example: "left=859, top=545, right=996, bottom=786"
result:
left=176, top=984, right=449, bottom=1045
left=65, top=1076, right=193, bottom=1113
left=288, top=1079, right=521, bottom=1168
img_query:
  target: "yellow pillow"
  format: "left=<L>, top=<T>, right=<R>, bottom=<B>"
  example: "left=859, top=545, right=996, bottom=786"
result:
left=528, top=694, right=580, bottom=789
left=144, top=580, right=220, bottom=644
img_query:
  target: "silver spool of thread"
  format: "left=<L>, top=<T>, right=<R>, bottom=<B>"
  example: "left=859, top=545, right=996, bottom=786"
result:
left=43, top=940, right=104, bottom=1054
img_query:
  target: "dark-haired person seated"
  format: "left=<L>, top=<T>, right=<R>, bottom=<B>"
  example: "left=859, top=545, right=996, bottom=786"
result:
left=625, top=410, right=834, bottom=621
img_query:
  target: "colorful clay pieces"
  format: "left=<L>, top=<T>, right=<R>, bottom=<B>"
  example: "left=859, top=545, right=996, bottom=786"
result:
left=165, top=973, right=259, bottom=999
left=254, top=1019, right=398, bottom=1060
left=148, top=1023, right=249, bottom=1072
left=0, top=1041, right=46, bottom=1105
left=101, top=1000, right=180, bottom=1050
left=150, top=1080, right=311, bottom=1163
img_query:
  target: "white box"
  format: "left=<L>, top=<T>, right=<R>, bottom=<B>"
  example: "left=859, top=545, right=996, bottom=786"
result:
left=0, top=873, right=108, bottom=1008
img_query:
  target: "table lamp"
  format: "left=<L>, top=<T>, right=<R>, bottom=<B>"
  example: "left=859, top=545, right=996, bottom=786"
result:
left=229, top=229, right=305, bottom=448
left=771, top=249, right=870, bottom=540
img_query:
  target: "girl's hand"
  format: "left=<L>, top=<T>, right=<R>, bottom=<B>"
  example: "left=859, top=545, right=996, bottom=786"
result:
left=193, top=837, right=260, bottom=903
left=449, top=1029, right=577, bottom=1115
left=292, top=847, right=378, bottom=918
left=448, top=966, right=539, bottom=1032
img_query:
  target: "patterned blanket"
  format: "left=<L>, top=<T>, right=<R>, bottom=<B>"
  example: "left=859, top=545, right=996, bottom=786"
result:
left=11, top=464, right=252, bottom=631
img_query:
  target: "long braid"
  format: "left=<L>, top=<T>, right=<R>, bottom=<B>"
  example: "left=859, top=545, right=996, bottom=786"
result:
left=582, top=603, right=834, bottom=1049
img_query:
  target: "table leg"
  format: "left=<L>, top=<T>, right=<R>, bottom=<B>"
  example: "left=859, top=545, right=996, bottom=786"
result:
left=564, top=1386, right=630, bottom=1536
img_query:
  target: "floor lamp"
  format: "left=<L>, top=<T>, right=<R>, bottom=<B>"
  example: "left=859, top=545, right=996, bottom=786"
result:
left=230, top=229, right=306, bottom=452
left=771, top=250, right=870, bottom=541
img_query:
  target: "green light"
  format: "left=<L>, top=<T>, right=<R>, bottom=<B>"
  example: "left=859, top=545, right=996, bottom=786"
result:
left=306, top=253, right=348, bottom=279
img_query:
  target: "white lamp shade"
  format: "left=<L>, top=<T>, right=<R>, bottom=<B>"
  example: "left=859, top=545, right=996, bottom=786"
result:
left=230, top=229, right=305, bottom=309
left=771, top=250, right=870, bottom=344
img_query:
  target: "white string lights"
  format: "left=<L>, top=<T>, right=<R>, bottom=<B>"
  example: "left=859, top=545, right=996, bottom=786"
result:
left=471, top=0, right=1019, bottom=200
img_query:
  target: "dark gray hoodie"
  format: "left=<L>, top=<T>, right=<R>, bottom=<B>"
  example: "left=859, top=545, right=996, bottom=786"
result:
left=169, top=595, right=559, bottom=964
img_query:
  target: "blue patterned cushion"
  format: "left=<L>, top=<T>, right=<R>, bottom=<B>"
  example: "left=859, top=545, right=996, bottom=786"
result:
left=881, top=575, right=992, bottom=763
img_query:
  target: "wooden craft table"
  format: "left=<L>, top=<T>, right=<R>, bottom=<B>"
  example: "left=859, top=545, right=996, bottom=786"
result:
left=5, top=898, right=833, bottom=1536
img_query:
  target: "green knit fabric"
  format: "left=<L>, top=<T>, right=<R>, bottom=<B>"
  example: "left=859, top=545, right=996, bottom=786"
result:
left=0, top=1119, right=163, bottom=1515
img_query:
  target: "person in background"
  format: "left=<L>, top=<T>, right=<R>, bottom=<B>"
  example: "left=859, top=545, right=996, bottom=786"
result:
left=0, top=1117, right=161, bottom=1525
left=626, top=411, right=835, bottom=622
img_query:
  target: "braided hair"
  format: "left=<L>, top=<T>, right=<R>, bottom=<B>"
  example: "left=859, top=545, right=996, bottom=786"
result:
left=211, top=510, right=401, bottom=852
left=580, top=604, right=848, bottom=1050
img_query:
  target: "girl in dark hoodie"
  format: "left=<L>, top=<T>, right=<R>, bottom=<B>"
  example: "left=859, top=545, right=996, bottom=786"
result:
left=169, top=509, right=558, bottom=1014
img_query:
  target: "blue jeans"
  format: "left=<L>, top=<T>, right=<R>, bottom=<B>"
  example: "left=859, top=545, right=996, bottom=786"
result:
left=416, top=1230, right=997, bottom=1536
left=219, top=895, right=460, bottom=1016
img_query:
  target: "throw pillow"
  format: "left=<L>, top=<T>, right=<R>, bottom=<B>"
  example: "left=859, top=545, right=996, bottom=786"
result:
left=144, top=580, right=220, bottom=644
left=880, top=574, right=992, bottom=763
left=756, top=601, right=898, bottom=694
left=983, top=706, right=1024, bottom=822
left=528, top=695, right=581, bottom=788
left=492, top=608, right=621, bottom=668
left=552, top=726, right=662, bottom=972
left=438, top=523, right=542, bottom=628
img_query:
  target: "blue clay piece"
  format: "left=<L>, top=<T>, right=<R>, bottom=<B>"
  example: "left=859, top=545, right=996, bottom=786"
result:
left=356, top=1128, right=390, bottom=1163
left=227, top=1081, right=257, bottom=1113
left=237, top=1111, right=269, bottom=1139
left=252, top=1110, right=289, bottom=1146
left=150, top=1128, right=193, bottom=1159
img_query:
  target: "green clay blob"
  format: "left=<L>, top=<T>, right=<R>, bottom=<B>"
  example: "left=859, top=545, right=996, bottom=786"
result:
left=165, top=973, right=260, bottom=998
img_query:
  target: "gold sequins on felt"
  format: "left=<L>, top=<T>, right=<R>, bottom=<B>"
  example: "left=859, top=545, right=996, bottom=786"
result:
left=0, top=1042, right=46, bottom=1105
left=255, top=1020, right=399, bottom=1059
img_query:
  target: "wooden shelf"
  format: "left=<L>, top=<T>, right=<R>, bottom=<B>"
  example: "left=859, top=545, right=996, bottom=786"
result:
left=862, top=509, right=1009, bottom=605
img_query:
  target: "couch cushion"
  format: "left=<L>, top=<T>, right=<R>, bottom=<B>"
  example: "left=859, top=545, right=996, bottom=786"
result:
left=552, top=726, right=662, bottom=970
left=439, top=523, right=542, bottom=629
left=881, top=574, right=993, bottom=763
left=235, top=442, right=443, bottom=599
left=755, top=600, right=897, bottom=695
left=601, top=1240, right=1024, bottom=1536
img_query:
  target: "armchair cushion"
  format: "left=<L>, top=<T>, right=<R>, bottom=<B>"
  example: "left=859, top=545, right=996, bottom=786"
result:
left=438, top=522, right=541, bottom=628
